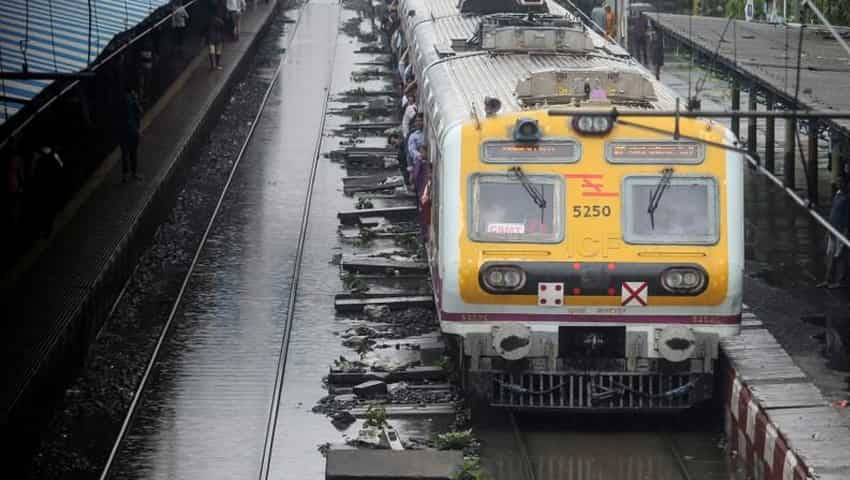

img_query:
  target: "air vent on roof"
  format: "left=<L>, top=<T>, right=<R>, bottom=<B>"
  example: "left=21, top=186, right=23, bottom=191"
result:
left=459, top=0, right=548, bottom=15
left=515, top=69, right=657, bottom=106
left=469, top=14, right=590, bottom=53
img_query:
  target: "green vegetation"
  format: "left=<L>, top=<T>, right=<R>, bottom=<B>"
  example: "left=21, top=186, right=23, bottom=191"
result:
left=433, top=430, right=475, bottom=450
left=452, top=457, right=484, bottom=480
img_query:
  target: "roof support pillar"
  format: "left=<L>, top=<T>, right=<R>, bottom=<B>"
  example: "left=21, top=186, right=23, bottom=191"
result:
left=765, top=92, right=775, bottom=173
left=784, top=117, right=796, bottom=189
left=808, top=118, right=819, bottom=204
left=731, top=81, right=741, bottom=139
left=748, top=88, right=758, bottom=161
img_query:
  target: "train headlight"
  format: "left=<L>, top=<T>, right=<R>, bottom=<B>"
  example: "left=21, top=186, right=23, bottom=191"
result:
left=660, top=267, right=707, bottom=293
left=514, top=118, right=541, bottom=142
left=482, top=265, right=527, bottom=292
left=572, top=115, right=613, bottom=135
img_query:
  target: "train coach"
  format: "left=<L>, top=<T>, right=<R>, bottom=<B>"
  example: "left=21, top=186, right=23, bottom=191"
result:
left=396, top=0, right=743, bottom=410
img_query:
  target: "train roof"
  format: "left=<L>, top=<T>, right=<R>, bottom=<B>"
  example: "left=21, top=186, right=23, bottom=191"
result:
left=399, top=0, right=681, bottom=141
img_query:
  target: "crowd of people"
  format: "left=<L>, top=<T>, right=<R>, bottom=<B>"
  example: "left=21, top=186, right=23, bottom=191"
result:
left=380, top=0, right=432, bottom=239
left=590, top=2, right=665, bottom=80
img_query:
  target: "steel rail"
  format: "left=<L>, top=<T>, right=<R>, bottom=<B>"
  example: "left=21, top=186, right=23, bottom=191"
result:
left=508, top=411, right=537, bottom=480
left=257, top=12, right=339, bottom=480
left=665, top=433, right=694, bottom=480
left=97, top=33, right=286, bottom=480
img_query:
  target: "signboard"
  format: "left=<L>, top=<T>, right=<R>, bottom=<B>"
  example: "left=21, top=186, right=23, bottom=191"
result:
left=482, top=140, right=579, bottom=163
left=606, top=141, right=704, bottom=164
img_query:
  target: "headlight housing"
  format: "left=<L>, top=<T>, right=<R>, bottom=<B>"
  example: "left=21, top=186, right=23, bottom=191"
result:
left=572, top=115, right=613, bottom=135
left=660, top=267, right=707, bottom=294
left=481, top=265, right=527, bottom=292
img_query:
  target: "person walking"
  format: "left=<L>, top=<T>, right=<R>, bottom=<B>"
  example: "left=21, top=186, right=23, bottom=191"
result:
left=30, top=145, right=64, bottom=237
left=171, top=1, right=190, bottom=49
left=204, top=12, right=225, bottom=70
left=120, top=87, right=143, bottom=182
left=651, top=26, right=664, bottom=80
left=632, top=12, right=649, bottom=65
left=226, top=0, right=246, bottom=40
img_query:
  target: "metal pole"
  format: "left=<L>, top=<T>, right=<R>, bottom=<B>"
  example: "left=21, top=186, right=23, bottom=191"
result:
left=808, top=118, right=819, bottom=203
left=784, top=117, right=796, bottom=188
left=765, top=92, right=775, bottom=172
left=731, top=82, right=741, bottom=138
left=748, top=88, right=758, bottom=160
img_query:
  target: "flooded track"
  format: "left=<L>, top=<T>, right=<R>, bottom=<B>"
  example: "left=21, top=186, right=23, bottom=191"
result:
left=100, top=2, right=340, bottom=477
left=79, top=3, right=750, bottom=480
left=481, top=411, right=733, bottom=480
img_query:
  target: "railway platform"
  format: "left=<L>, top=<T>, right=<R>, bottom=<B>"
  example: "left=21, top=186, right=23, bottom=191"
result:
left=0, top=0, right=280, bottom=458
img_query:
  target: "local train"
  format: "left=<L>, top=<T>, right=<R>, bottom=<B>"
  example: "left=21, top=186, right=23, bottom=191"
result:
left=396, top=0, right=743, bottom=410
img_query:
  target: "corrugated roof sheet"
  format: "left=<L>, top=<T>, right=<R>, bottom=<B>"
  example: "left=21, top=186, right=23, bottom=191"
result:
left=0, top=0, right=171, bottom=125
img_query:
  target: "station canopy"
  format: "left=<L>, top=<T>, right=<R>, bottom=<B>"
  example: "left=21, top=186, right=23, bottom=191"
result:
left=0, top=0, right=171, bottom=126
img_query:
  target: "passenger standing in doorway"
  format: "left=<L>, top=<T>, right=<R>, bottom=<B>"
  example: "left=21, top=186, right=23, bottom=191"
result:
left=604, top=5, right=617, bottom=41
left=121, top=87, right=143, bottom=183
left=651, top=26, right=664, bottom=80
left=819, top=183, right=850, bottom=288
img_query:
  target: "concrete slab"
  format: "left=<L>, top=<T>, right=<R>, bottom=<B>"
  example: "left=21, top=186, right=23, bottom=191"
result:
left=325, top=449, right=463, bottom=480
left=749, top=382, right=827, bottom=409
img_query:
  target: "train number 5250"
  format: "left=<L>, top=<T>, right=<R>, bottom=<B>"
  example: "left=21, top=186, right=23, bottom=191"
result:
left=572, top=205, right=612, bottom=218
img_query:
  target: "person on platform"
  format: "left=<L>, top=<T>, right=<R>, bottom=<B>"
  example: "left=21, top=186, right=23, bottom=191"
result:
left=120, top=87, right=143, bottom=183
left=818, top=182, right=850, bottom=288
left=171, top=1, right=190, bottom=48
left=632, top=12, right=649, bottom=64
left=651, top=25, right=664, bottom=80
left=204, top=12, right=225, bottom=70
left=604, top=5, right=617, bottom=41
left=591, top=2, right=605, bottom=32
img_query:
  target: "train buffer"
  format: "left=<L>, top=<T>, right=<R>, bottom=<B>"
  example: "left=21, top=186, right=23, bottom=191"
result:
left=337, top=206, right=418, bottom=225
left=334, top=292, right=434, bottom=312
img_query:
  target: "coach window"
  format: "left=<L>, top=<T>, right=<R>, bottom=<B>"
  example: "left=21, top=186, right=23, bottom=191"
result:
left=469, top=173, right=564, bottom=243
left=621, top=176, right=719, bottom=245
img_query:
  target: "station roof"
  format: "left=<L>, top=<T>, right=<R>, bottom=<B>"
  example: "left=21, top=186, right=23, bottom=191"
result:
left=653, top=13, right=850, bottom=131
left=0, top=0, right=172, bottom=126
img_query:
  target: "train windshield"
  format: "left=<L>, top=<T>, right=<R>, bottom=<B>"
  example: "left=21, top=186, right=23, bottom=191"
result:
left=470, top=173, right=563, bottom=243
left=623, top=176, right=719, bottom=245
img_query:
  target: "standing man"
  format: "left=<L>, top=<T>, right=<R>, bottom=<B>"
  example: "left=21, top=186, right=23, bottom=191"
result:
left=171, top=1, right=190, bottom=49
left=819, top=182, right=850, bottom=288
left=651, top=25, right=664, bottom=80
left=632, top=12, right=649, bottom=65
left=204, top=11, right=225, bottom=70
left=591, top=2, right=605, bottom=33
left=121, top=87, right=143, bottom=182
left=226, top=0, right=245, bottom=40
left=604, top=5, right=617, bottom=41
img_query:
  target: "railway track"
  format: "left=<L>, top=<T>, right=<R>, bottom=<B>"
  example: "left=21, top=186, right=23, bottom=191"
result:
left=97, top=3, right=340, bottom=477
left=497, top=410, right=723, bottom=480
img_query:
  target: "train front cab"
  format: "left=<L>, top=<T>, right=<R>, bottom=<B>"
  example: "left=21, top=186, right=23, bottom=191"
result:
left=432, top=110, right=744, bottom=411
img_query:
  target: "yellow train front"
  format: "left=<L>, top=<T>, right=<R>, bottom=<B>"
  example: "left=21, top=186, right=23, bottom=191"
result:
left=428, top=108, right=743, bottom=411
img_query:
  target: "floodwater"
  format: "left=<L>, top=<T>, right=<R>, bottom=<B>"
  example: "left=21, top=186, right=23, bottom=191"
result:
left=108, top=2, right=445, bottom=478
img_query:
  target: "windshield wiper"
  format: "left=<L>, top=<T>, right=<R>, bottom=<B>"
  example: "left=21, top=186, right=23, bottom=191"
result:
left=509, top=166, right=547, bottom=209
left=647, top=168, right=674, bottom=230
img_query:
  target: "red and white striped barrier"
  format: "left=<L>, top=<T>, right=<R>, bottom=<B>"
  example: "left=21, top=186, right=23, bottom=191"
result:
left=725, top=372, right=810, bottom=480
